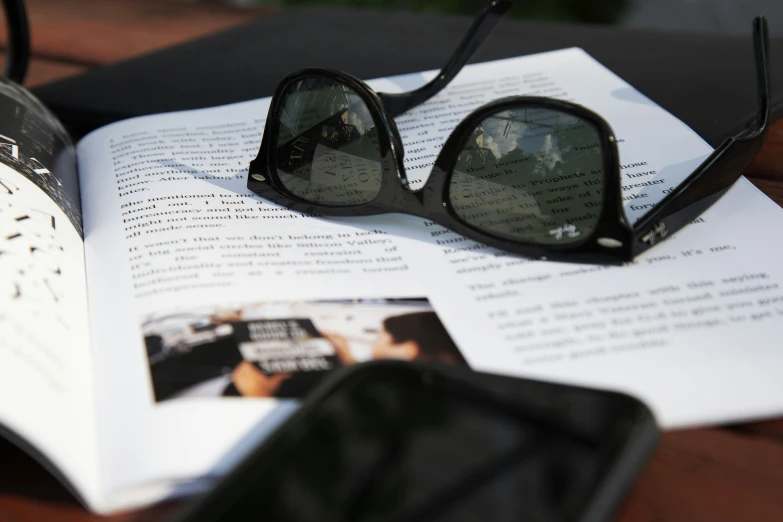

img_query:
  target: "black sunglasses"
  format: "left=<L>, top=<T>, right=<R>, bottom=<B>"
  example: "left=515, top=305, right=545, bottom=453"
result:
left=247, top=2, right=770, bottom=265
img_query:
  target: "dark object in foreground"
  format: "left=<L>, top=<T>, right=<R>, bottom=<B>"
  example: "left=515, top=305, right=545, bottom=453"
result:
left=248, top=16, right=770, bottom=265
left=174, top=360, right=659, bottom=522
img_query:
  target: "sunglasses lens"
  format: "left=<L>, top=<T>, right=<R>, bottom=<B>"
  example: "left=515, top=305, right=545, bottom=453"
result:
left=273, top=77, right=383, bottom=206
left=447, top=107, right=605, bottom=245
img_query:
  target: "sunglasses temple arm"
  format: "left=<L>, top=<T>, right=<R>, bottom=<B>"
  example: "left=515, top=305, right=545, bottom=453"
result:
left=2, top=0, right=30, bottom=83
left=377, top=0, right=511, bottom=119
left=630, top=15, right=770, bottom=258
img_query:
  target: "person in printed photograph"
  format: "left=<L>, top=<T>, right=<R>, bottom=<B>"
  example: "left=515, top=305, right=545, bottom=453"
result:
left=142, top=299, right=467, bottom=401
left=226, top=310, right=467, bottom=398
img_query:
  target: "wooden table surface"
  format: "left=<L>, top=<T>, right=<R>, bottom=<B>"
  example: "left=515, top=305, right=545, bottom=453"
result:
left=1, top=1, right=783, bottom=521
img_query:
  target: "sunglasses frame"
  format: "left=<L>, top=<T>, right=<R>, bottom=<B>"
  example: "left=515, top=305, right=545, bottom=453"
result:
left=248, top=11, right=770, bottom=266
left=1, top=0, right=30, bottom=83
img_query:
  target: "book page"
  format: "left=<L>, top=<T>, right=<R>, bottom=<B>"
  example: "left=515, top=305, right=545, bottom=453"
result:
left=0, top=80, right=100, bottom=506
left=77, top=48, right=783, bottom=512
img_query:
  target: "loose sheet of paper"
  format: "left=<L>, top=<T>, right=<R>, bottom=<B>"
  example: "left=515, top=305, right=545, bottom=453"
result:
left=77, top=48, right=783, bottom=512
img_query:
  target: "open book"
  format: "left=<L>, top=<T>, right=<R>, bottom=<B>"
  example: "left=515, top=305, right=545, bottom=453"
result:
left=2, top=48, right=783, bottom=514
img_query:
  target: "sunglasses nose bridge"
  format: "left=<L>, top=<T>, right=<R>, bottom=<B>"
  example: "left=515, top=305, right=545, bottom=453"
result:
left=383, top=116, right=411, bottom=191
left=379, top=177, right=429, bottom=218
left=408, top=165, right=450, bottom=214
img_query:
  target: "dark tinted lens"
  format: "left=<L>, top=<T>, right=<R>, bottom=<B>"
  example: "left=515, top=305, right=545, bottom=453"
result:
left=274, top=77, right=383, bottom=206
left=448, top=107, right=605, bottom=245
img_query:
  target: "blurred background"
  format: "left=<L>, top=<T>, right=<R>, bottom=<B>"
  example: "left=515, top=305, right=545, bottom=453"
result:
left=226, top=0, right=783, bottom=34
left=1, top=0, right=782, bottom=89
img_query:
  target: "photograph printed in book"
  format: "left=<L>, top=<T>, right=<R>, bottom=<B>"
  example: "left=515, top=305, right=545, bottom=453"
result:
left=141, top=297, right=467, bottom=402
left=0, top=78, right=81, bottom=235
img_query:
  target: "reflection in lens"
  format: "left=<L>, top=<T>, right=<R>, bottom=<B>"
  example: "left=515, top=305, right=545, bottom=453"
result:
left=274, top=77, right=383, bottom=206
left=448, top=108, right=605, bottom=245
